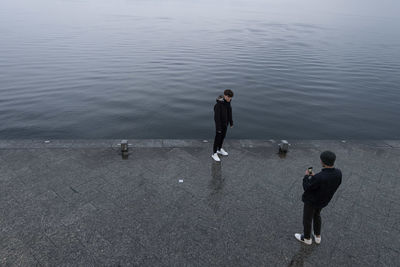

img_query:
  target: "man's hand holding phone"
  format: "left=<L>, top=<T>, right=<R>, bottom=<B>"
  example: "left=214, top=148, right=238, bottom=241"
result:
left=306, top=167, right=313, bottom=176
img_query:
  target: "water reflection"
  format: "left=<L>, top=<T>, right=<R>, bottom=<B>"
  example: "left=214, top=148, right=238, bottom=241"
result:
left=287, top=245, right=315, bottom=267
left=208, top=162, right=225, bottom=213
left=278, top=151, right=287, bottom=159
left=121, top=152, right=129, bottom=160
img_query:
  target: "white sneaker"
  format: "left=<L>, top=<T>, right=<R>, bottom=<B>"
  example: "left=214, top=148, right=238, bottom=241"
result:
left=294, top=233, right=312, bottom=245
left=217, top=148, right=228, bottom=156
left=211, top=153, right=221, bottom=162
left=313, top=234, right=321, bottom=244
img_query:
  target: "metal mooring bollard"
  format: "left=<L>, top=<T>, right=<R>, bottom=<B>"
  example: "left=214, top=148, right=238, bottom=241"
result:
left=279, top=140, right=289, bottom=153
left=121, top=140, right=129, bottom=153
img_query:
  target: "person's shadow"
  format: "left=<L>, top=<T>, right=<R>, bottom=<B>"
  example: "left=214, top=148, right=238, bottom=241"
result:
left=208, top=162, right=225, bottom=213
left=287, top=245, right=315, bottom=267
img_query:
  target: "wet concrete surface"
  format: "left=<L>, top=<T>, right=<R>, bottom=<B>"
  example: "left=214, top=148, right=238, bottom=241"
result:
left=0, top=140, right=399, bottom=266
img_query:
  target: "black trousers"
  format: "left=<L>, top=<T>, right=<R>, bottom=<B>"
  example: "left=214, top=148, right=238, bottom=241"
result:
left=303, top=203, right=322, bottom=239
left=213, top=126, right=227, bottom=153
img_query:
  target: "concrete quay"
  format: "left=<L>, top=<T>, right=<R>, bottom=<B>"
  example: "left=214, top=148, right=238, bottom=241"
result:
left=0, top=139, right=399, bottom=266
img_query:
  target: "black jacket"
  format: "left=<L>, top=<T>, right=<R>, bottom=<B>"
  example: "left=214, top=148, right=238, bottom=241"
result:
left=214, top=95, right=233, bottom=132
left=302, top=168, right=342, bottom=208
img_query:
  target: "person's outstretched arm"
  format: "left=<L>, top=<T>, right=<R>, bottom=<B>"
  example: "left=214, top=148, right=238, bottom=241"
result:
left=229, top=106, right=233, bottom=127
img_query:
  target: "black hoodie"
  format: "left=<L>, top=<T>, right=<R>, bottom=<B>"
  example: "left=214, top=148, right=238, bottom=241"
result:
left=214, top=95, right=233, bottom=132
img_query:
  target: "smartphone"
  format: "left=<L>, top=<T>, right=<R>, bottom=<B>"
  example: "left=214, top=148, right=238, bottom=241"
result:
left=308, top=167, right=313, bottom=175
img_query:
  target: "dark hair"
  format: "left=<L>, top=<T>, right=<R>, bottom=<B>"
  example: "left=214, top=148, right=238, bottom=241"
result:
left=224, top=89, right=234, bottom=98
left=320, top=151, right=336, bottom=166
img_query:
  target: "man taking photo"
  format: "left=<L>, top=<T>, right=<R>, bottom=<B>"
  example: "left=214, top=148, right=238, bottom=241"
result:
left=295, top=150, right=342, bottom=245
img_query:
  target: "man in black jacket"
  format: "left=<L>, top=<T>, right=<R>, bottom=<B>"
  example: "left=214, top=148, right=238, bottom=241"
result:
left=295, top=151, right=342, bottom=245
left=212, top=89, right=234, bottom=162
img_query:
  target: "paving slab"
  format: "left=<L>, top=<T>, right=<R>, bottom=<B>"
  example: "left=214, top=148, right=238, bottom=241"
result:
left=0, top=140, right=399, bottom=266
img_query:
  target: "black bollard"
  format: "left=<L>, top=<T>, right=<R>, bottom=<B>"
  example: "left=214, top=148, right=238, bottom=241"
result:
left=279, top=140, right=289, bottom=153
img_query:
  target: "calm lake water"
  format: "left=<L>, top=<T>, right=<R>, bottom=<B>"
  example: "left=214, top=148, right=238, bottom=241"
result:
left=1, top=0, right=399, bottom=139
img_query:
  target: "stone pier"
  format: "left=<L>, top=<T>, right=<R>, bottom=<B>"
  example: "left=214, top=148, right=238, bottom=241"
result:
left=0, top=140, right=399, bottom=266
